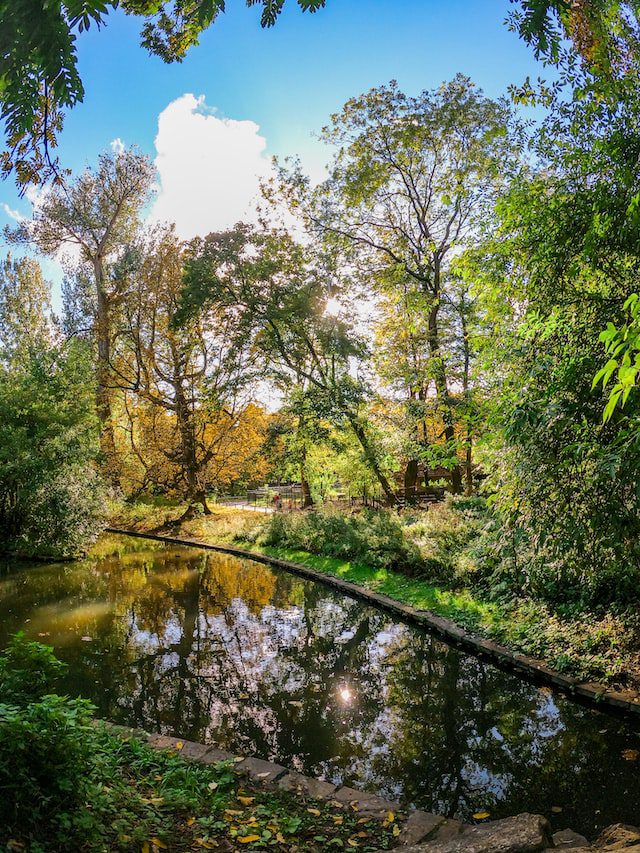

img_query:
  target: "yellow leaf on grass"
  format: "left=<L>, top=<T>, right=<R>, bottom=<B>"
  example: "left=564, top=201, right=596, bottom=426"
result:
left=151, top=838, right=168, bottom=849
left=208, top=781, right=218, bottom=790
left=238, top=796, right=255, bottom=806
left=187, top=817, right=196, bottom=826
left=384, top=811, right=395, bottom=824
left=393, top=825, right=401, bottom=837
left=238, top=835, right=261, bottom=844
left=332, top=816, right=344, bottom=825
left=142, top=843, right=150, bottom=853
left=347, top=840, right=358, bottom=848
left=473, top=811, right=491, bottom=820
left=276, top=833, right=286, bottom=843
left=622, top=749, right=640, bottom=761
left=194, top=839, right=217, bottom=849
left=225, top=809, right=242, bottom=816
left=307, top=807, right=321, bottom=816
left=175, top=741, right=184, bottom=750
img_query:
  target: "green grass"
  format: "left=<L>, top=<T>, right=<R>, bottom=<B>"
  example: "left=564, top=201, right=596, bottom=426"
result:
left=249, top=543, right=500, bottom=627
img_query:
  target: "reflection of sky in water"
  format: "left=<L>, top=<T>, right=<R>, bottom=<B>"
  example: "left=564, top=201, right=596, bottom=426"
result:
left=0, top=535, right=639, bottom=839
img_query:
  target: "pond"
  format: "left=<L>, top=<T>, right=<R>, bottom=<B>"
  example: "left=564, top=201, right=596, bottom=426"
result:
left=0, top=534, right=638, bottom=838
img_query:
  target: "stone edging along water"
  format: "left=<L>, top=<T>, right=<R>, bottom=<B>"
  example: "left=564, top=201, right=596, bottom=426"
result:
left=104, top=724, right=467, bottom=848
left=106, top=527, right=640, bottom=719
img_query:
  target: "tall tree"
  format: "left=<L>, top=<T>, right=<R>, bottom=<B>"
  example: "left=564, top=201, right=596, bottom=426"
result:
left=179, top=224, right=397, bottom=503
left=0, top=255, right=53, bottom=368
left=0, top=259, right=103, bottom=558
left=8, top=147, right=155, bottom=483
left=294, top=75, right=517, bottom=493
left=117, top=226, right=259, bottom=514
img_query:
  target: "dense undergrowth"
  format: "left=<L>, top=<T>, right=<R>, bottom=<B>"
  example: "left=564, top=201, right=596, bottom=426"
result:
left=0, top=636, right=399, bottom=853
left=110, top=499, right=640, bottom=690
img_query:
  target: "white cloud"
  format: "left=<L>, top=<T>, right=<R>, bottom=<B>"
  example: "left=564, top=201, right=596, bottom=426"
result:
left=110, top=137, right=125, bottom=155
left=149, top=94, right=273, bottom=239
left=1, top=202, right=24, bottom=222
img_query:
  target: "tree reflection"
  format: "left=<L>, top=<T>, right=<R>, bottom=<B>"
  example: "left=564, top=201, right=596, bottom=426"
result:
left=1, top=535, right=639, bottom=837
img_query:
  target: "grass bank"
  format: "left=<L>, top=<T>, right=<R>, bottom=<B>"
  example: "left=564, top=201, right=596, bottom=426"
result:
left=110, top=499, right=640, bottom=692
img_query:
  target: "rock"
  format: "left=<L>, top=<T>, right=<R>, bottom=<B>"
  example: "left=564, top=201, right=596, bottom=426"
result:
left=553, top=829, right=590, bottom=849
left=400, top=813, right=552, bottom=853
left=277, top=771, right=337, bottom=800
left=594, top=824, right=640, bottom=850
left=398, top=811, right=446, bottom=845
left=431, top=819, right=465, bottom=843
left=234, top=756, right=287, bottom=783
left=332, top=785, right=401, bottom=817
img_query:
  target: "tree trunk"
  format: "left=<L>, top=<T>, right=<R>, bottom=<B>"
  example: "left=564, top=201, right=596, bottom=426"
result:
left=426, top=274, right=462, bottom=495
left=347, top=414, right=396, bottom=505
left=404, top=458, right=419, bottom=503
left=174, top=367, right=211, bottom=516
left=94, top=260, right=120, bottom=487
left=298, top=421, right=314, bottom=507
left=465, top=437, right=473, bottom=496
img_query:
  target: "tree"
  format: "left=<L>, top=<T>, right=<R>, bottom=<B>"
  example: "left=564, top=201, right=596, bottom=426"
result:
left=8, top=147, right=155, bottom=483
left=116, top=226, right=261, bottom=513
left=295, top=75, right=517, bottom=494
left=0, top=255, right=53, bottom=368
left=0, top=0, right=326, bottom=188
left=509, top=0, right=640, bottom=80
left=474, top=67, right=640, bottom=604
left=0, top=260, right=103, bottom=558
left=179, top=224, right=397, bottom=503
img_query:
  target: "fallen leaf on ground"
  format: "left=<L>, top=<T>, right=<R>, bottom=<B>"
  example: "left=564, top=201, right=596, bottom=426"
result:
left=237, top=796, right=254, bottom=806
left=307, top=807, right=321, bottom=816
left=473, top=811, right=491, bottom=820
left=238, top=836, right=261, bottom=844
left=622, top=749, right=640, bottom=761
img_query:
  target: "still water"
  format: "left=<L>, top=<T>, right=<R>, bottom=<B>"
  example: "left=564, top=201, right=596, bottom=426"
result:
left=0, top=534, right=638, bottom=837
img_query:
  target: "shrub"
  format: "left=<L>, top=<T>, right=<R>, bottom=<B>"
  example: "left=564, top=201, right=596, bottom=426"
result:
left=262, top=507, right=423, bottom=573
left=0, top=633, right=66, bottom=706
left=0, top=342, right=105, bottom=559
left=0, top=635, right=95, bottom=845
left=0, top=695, right=96, bottom=840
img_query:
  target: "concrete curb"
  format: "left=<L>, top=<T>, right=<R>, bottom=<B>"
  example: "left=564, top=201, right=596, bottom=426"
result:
left=105, top=527, right=640, bottom=718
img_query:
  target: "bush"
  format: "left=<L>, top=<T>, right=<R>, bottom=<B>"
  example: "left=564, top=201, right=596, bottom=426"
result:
left=262, top=507, right=424, bottom=573
left=0, top=343, right=105, bottom=559
left=0, top=633, right=66, bottom=706
left=0, top=695, right=96, bottom=839
left=0, top=635, right=96, bottom=846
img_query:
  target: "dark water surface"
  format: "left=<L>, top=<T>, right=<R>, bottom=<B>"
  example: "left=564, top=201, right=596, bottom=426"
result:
left=1, top=534, right=639, bottom=838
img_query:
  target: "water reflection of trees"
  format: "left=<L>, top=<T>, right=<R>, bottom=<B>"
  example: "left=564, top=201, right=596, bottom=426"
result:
left=1, top=537, right=639, bottom=836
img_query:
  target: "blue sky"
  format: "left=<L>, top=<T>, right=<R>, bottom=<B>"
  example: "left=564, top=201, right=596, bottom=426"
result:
left=1, top=0, right=550, bottom=297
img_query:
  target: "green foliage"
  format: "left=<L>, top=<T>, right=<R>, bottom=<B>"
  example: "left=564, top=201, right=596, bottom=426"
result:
left=0, top=633, right=66, bottom=706
left=474, top=67, right=640, bottom=607
left=262, top=507, right=424, bottom=573
left=0, top=695, right=97, bottom=842
left=594, top=293, right=640, bottom=419
left=0, top=341, right=105, bottom=558
left=0, top=0, right=325, bottom=187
